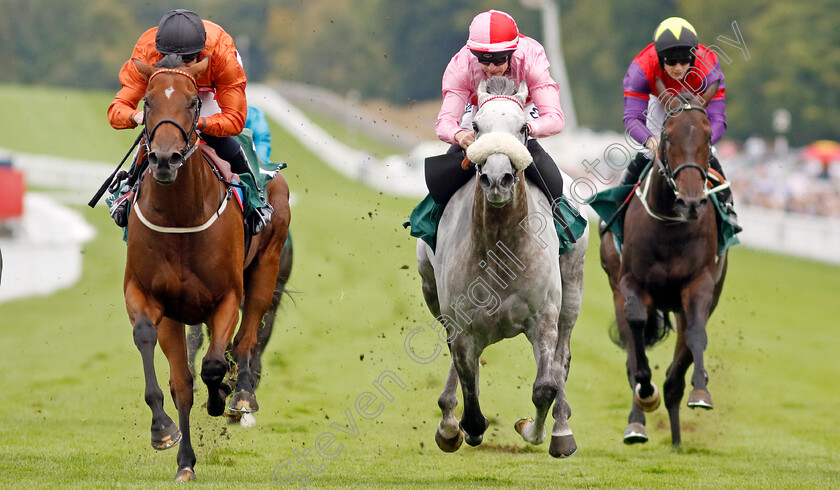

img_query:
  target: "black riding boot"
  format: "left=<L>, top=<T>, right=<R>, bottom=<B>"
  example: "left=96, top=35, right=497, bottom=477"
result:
left=229, top=149, right=273, bottom=235
left=618, top=152, right=651, bottom=186
left=109, top=143, right=147, bottom=227
left=709, top=154, right=740, bottom=229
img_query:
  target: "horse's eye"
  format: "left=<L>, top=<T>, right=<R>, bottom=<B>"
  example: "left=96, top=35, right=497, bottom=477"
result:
left=472, top=121, right=479, bottom=132
left=520, top=124, right=528, bottom=134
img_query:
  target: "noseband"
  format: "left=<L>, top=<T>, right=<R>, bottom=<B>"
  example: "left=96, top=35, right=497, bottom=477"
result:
left=143, top=68, right=202, bottom=163
left=657, top=101, right=710, bottom=197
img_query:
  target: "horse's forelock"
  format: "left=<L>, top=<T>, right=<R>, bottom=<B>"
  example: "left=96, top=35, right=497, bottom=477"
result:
left=484, top=76, right=517, bottom=96
left=156, top=54, right=186, bottom=69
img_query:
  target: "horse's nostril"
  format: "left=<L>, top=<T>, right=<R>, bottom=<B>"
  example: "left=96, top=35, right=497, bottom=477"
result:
left=699, top=197, right=708, bottom=207
left=675, top=197, right=686, bottom=208
left=148, top=153, right=159, bottom=166
left=500, top=173, right=515, bottom=189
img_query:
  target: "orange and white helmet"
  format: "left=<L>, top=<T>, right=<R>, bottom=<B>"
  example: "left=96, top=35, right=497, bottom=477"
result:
left=467, top=10, right=520, bottom=53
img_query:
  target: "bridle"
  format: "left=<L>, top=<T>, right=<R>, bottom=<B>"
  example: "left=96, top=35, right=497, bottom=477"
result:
left=142, top=68, right=202, bottom=164
left=656, top=101, right=710, bottom=198
left=133, top=67, right=232, bottom=234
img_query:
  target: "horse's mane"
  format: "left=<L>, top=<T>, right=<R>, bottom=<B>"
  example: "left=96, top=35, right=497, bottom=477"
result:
left=485, top=76, right=517, bottom=96
left=155, top=54, right=187, bottom=69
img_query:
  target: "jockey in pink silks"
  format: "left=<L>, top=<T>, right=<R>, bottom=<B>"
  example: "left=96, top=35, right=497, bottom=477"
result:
left=430, top=9, right=568, bottom=211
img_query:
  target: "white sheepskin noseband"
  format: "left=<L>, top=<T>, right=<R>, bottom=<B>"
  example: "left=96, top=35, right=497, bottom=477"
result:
left=466, top=132, right=532, bottom=171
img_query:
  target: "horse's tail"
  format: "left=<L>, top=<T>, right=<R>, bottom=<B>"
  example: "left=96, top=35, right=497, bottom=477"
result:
left=608, top=310, right=673, bottom=349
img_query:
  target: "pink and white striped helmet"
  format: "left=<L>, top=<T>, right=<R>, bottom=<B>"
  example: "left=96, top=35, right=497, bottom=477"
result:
left=467, top=10, right=520, bottom=53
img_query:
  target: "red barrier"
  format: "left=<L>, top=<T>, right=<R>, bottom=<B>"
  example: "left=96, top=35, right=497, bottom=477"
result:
left=0, top=167, right=25, bottom=219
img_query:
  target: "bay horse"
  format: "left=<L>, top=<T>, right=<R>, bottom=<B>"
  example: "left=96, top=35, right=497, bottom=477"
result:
left=600, top=79, right=727, bottom=446
left=417, top=77, right=589, bottom=458
left=124, top=55, right=290, bottom=481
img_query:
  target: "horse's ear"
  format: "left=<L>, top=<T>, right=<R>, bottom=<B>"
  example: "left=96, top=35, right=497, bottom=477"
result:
left=694, top=80, right=720, bottom=109
left=515, top=81, right=528, bottom=107
left=132, top=58, right=154, bottom=81
left=477, top=79, right=489, bottom=106
left=188, top=56, right=210, bottom=79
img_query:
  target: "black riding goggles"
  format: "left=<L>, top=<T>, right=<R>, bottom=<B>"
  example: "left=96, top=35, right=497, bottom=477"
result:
left=663, top=56, right=694, bottom=66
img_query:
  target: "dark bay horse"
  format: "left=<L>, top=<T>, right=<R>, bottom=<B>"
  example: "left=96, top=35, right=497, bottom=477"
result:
left=600, top=79, right=727, bottom=446
left=124, top=56, right=290, bottom=481
left=417, top=77, right=589, bottom=457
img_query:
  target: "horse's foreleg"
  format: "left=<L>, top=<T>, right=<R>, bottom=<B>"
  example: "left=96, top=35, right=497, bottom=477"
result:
left=132, top=314, right=181, bottom=450
left=434, top=360, right=463, bottom=452
left=517, top=307, right=559, bottom=448
left=158, top=319, right=197, bottom=481
left=452, top=339, right=487, bottom=446
left=126, top=284, right=180, bottom=451
left=664, top=313, right=692, bottom=447
left=619, top=275, right=658, bottom=406
left=681, top=273, right=715, bottom=411
left=202, top=292, right=241, bottom=417
left=613, top=283, right=655, bottom=444
left=546, top=250, right=586, bottom=456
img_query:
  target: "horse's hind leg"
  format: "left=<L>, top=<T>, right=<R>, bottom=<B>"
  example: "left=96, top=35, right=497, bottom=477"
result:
left=664, top=313, right=692, bottom=447
left=202, top=292, right=241, bottom=417
left=251, top=242, right=293, bottom=390
left=186, top=324, right=204, bottom=383
left=158, top=319, right=197, bottom=481
left=516, top=307, right=559, bottom=449
left=435, top=360, right=464, bottom=452
left=230, top=255, right=283, bottom=413
left=131, top=314, right=182, bottom=451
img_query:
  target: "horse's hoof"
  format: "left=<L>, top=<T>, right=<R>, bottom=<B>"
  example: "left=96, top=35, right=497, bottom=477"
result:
left=434, top=427, right=464, bottom=453
left=514, top=418, right=532, bottom=435
left=549, top=434, right=577, bottom=458
left=623, top=422, right=648, bottom=445
left=174, top=467, right=196, bottom=482
left=460, top=417, right=489, bottom=447
left=151, top=421, right=181, bottom=450
left=634, top=382, right=661, bottom=412
left=228, top=390, right=259, bottom=413
left=687, top=388, right=714, bottom=410
left=464, top=432, right=484, bottom=447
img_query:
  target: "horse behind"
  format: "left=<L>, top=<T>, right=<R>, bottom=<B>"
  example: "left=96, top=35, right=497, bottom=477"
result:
left=417, top=77, right=589, bottom=457
left=124, top=55, right=291, bottom=480
left=600, top=79, right=728, bottom=446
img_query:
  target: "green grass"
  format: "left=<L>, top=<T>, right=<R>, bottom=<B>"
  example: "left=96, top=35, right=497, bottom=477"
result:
left=0, top=85, right=838, bottom=488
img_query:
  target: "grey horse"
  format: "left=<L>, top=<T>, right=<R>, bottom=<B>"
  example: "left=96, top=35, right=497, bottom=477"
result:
left=417, top=77, right=589, bottom=457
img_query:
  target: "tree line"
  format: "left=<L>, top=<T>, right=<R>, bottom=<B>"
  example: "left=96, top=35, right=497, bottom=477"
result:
left=0, top=0, right=836, bottom=145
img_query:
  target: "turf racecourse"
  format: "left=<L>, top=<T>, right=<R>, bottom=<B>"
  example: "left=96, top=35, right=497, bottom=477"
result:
left=0, top=86, right=838, bottom=488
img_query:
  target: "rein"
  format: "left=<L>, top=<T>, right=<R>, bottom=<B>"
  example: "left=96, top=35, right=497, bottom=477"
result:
left=636, top=100, right=715, bottom=223
left=134, top=67, right=231, bottom=234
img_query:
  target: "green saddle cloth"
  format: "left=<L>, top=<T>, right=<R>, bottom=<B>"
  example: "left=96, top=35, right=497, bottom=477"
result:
left=232, top=128, right=286, bottom=218
left=589, top=175, right=740, bottom=256
left=408, top=194, right=588, bottom=255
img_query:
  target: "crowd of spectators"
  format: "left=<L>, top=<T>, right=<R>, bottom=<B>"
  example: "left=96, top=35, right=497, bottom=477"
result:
left=721, top=137, right=840, bottom=218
